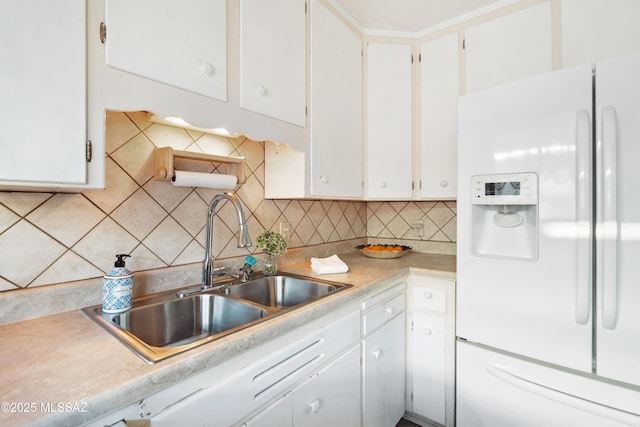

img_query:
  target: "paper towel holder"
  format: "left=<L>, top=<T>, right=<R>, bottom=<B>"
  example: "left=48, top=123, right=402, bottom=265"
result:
left=153, top=147, right=246, bottom=184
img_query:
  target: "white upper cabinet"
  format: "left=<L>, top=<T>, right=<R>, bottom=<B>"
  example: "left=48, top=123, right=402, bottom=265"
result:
left=0, top=0, right=87, bottom=184
left=264, top=0, right=363, bottom=200
left=0, top=0, right=89, bottom=188
left=105, top=0, right=227, bottom=101
left=240, top=0, right=306, bottom=126
left=310, top=0, right=363, bottom=198
left=419, top=33, right=459, bottom=200
left=366, top=42, right=413, bottom=199
left=561, top=0, right=640, bottom=68
left=464, top=2, right=552, bottom=93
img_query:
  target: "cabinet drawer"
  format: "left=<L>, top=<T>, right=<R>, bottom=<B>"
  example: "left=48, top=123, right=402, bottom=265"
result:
left=414, top=286, right=447, bottom=313
left=363, top=293, right=405, bottom=336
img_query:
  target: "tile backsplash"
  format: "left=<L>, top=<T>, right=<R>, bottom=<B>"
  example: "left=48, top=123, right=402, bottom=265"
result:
left=0, top=111, right=455, bottom=292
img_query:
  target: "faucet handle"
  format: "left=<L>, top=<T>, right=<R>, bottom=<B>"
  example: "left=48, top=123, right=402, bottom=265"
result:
left=240, top=256, right=256, bottom=282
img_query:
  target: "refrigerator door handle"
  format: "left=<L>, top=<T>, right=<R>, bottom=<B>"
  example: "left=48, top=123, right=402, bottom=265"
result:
left=487, top=364, right=640, bottom=425
left=575, top=110, right=591, bottom=325
left=601, top=106, right=618, bottom=330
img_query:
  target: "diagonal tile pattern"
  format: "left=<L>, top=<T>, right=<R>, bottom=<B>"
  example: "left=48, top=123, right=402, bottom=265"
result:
left=367, top=201, right=457, bottom=242
left=0, top=111, right=455, bottom=291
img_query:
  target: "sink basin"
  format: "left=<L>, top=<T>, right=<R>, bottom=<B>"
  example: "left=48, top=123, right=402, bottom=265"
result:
left=113, top=294, right=266, bottom=347
left=84, top=294, right=267, bottom=363
left=83, top=273, right=351, bottom=364
left=222, top=275, right=346, bottom=308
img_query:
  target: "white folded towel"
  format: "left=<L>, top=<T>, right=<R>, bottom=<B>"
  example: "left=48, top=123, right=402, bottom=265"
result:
left=310, top=254, right=349, bottom=275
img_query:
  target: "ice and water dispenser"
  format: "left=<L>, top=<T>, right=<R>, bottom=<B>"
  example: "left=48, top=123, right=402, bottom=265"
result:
left=470, top=172, right=539, bottom=261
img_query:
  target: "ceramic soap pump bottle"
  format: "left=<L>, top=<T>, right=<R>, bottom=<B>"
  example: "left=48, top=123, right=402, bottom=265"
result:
left=102, top=254, right=133, bottom=313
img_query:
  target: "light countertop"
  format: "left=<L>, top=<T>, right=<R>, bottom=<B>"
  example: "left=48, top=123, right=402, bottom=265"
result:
left=0, top=250, right=455, bottom=426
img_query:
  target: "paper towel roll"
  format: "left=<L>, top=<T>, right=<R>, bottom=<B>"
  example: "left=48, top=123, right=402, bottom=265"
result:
left=171, top=171, right=238, bottom=189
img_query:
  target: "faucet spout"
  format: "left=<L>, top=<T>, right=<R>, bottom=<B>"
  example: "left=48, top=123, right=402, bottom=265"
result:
left=202, top=192, right=252, bottom=289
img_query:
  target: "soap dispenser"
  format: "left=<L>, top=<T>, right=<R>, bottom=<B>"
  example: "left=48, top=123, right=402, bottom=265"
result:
left=102, top=254, right=133, bottom=313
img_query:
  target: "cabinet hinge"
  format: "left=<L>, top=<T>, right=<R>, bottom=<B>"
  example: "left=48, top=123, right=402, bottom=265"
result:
left=99, top=22, right=107, bottom=44
left=412, top=181, right=415, bottom=190
left=410, top=320, right=414, bottom=331
left=411, top=392, right=414, bottom=403
left=411, top=54, right=414, bottom=64
left=462, top=38, right=466, bottom=50
left=305, top=1, right=308, bottom=15
left=419, top=53, right=422, bottom=63
left=86, top=141, right=93, bottom=162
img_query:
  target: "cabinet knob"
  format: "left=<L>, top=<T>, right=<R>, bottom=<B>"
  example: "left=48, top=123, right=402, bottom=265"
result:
left=372, top=349, right=383, bottom=359
left=379, top=181, right=387, bottom=188
left=424, top=291, right=433, bottom=299
left=309, top=399, right=321, bottom=413
left=385, top=306, right=394, bottom=315
left=319, top=175, right=329, bottom=184
left=203, top=62, right=215, bottom=75
left=440, top=180, right=448, bottom=187
left=257, top=85, right=268, bottom=96
left=423, top=328, right=432, bottom=335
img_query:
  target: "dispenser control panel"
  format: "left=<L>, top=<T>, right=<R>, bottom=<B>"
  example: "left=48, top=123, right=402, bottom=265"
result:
left=471, top=172, right=538, bottom=205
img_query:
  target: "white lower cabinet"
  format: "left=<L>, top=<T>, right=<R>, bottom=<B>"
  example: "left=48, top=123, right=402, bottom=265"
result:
left=244, top=345, right=361, bottom=427
left=412, top=312, right=446, bottom=423
left=362, top=284, right=407, bottom=427
left=293, top=345, right=361, bottom=426
left=405, top=274, right=456, bottom=427
left=363, top=314, right=406, bottom=427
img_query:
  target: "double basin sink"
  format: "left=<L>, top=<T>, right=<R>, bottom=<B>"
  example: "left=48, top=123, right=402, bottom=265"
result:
left=83, top=274, right=351, bottom=363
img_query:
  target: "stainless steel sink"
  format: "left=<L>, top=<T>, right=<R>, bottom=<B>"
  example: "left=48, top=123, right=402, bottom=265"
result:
left=222, top=275, right=343, bottom=308
left=112, top=294, right=266, bottom=347
left=83, top=273, right=351, bottom=364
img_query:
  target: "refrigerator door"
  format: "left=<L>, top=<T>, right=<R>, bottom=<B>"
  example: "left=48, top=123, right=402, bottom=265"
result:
left=595, top=53, right=640, bottom=388
left=457, top=341, right=640, bottom=427
left=457, top=64, right=594, bottom=371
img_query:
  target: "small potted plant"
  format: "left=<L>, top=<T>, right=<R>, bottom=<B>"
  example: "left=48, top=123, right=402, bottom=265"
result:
left=255, top=230, right=288, bottom=276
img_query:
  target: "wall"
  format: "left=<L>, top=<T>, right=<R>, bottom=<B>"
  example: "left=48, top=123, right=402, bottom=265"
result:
left=0, top=111, right=455, bottom=292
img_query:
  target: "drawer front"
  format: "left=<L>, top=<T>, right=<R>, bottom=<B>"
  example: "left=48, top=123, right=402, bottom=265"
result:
left=363, top=293, right=406, bottom=336
left=414, top=286, right=447, bottom=313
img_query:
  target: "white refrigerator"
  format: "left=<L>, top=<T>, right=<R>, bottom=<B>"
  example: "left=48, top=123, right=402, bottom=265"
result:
left=456, top=52, right=640, bottom=426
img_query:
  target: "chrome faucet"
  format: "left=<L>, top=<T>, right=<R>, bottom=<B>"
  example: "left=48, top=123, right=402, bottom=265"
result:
left=201, top=192, right=252, bottom=289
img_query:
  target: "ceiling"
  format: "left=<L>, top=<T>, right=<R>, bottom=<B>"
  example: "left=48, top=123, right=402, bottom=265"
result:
left=332, top=0, right=506, bottom=33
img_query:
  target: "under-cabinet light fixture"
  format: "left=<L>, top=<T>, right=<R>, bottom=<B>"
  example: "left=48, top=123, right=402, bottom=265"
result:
left=148, top=113, right=243, bottom=138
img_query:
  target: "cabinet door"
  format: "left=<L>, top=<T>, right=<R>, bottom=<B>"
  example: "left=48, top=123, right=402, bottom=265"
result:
left=420, top=33, right=459, bottom=199
left=412, top=312, right=446, bottom=425
left=241, top=0, right=306, bottom=126
left=310, top=0, right=363, bottom=198
left=561, top=0, right=640, bottom=68
left=366, top=42, right=413, bottom=199
left=363, top=314, right=406, bottom=427
left=0, top=0, right=87, bottom=185
left=105, top=0, right=227, bottom=101
left=293, top=345, right=361, bottom=427
left=464, top=2, right=552, bottom=93
left=242, top=393, right=293, bottom=427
